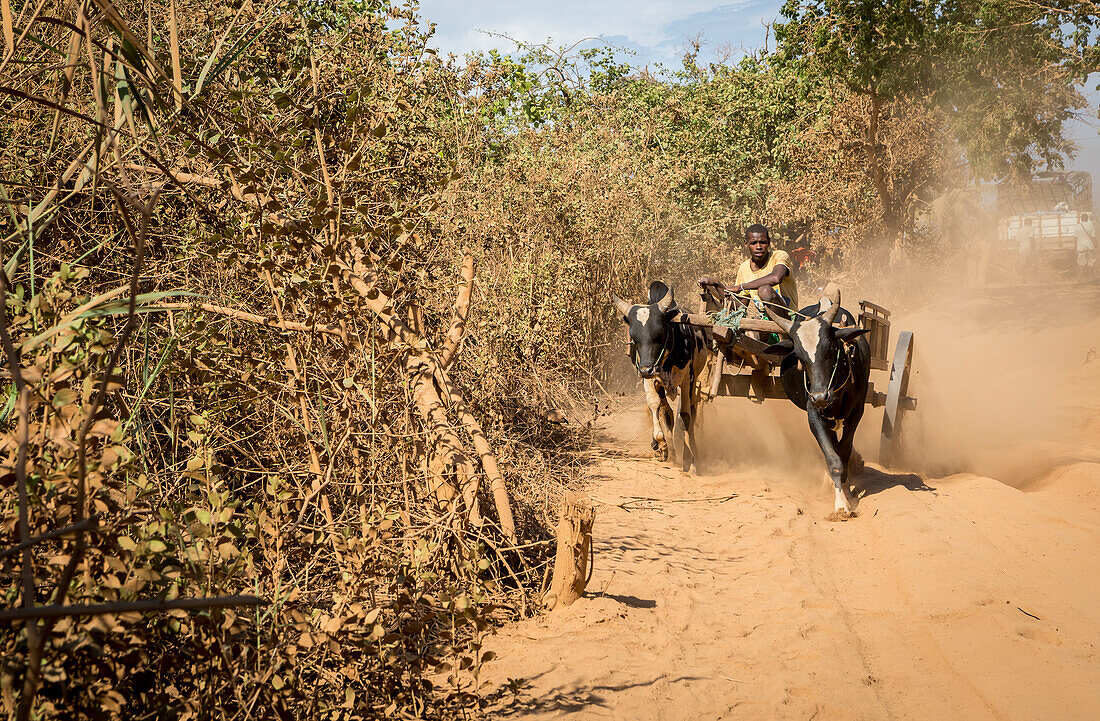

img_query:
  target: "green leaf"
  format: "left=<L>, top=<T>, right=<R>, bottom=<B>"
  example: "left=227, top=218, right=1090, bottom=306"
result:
left=0, top=384, right=17, bottom=425
left=51, top=388, right=78, bottom=409
left=196, top=13, right=280, bottom=98
left=79, top=291, right=203, bottom=319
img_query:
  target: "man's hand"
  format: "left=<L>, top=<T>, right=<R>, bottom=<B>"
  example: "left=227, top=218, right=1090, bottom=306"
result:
left=698, top=276, right=722, bottom=288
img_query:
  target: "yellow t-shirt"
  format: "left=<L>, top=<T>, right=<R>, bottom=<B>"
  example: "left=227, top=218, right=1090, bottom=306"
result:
left=734, top=250, right=799, bottom=308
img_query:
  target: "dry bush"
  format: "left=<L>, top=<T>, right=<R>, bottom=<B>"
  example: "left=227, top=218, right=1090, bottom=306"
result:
left=438, top=86, right=737, bottom=399
left=0, top=1, right=574, bottom=718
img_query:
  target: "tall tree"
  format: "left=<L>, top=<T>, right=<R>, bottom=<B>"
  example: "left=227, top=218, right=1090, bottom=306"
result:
left=774, top=0, right=1097, bottom=242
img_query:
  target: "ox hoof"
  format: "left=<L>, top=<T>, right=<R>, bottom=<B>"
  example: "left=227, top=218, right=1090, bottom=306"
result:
left=827, top=485, right=857, bottom=522
left=651, top=439, right=660, bottom=451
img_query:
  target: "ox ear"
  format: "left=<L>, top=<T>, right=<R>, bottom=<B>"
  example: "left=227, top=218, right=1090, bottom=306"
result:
left=651, top=283, right=675, bottom=314
left=763, top=338, right=795, bottom=356
left=835, top=327, right=869, bottom=344
left=610, top=294, right=633, bottom=320
left=647, top=280, right=671, bottom=305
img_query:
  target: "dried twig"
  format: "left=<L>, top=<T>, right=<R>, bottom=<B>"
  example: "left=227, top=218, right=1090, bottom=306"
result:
left=151, top=302, right=349, bottom=342
left=0, top=517, right=97, bottom=561
left=439, top=248, right=474, bottom=369
left=0, top=595, right=268, bottom=622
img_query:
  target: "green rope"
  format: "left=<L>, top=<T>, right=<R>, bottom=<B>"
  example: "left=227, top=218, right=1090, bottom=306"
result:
left=709, top=305, right=747, bottom=346
left=710, top=304, right=746, bottom=329
left=709, top=304, right=782, bottom=346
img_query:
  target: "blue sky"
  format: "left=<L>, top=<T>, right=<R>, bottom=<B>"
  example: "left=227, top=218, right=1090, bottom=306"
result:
left=417, top=1, right=1100, bottom=180
left=417, top=1, right=779, bottom=68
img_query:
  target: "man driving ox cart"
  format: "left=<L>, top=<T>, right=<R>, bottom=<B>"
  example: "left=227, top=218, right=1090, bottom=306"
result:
left=612, top=218, right=919, bottom=516
left=697, top=223, right=798, bottom=321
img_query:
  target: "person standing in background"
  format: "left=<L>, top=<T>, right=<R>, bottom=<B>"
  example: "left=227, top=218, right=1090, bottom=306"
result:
left=1017, top=217, right=1037, bottom=282
left=1077, top=212, right=1096, bottom=282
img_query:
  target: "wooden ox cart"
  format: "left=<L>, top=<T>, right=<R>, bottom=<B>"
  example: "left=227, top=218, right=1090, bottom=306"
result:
left=678, top=288, right=917, bottom=466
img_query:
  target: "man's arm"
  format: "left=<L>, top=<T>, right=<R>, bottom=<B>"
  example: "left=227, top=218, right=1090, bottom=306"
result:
left=698, top=264, right=789, bottom=294
left=734, top=264, right=789, bottom=293
left=697, top=275, right=728, bottom=292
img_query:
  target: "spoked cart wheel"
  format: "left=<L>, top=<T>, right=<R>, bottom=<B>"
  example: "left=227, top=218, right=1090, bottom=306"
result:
left=879, top=330, right=915, bottom=467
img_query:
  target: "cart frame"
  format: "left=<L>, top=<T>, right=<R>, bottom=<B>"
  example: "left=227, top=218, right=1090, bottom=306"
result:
left=679, top=289, right=917, bottom=466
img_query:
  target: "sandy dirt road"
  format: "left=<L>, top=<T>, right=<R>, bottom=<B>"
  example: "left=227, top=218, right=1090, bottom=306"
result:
left=481, top=285, right=1100, bottom=720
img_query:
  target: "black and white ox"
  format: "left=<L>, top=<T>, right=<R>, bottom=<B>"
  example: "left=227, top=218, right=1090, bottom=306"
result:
left=612, top=281, right=709, bottom=473
left=763, top=286, right=871, bottom=518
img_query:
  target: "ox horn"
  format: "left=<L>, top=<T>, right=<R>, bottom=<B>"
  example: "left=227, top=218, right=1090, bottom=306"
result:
left=820, top=283, right=842, bottom=325
left=763, top=302, right=794, bottom=335
left=610, top=293, right=633, bottom=318
left=656, top=286, right=675, bottom=313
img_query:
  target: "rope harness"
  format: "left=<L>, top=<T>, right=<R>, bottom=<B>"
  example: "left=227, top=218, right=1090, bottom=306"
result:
left=803, top=341, right=855, bottom=402
left=721, top=288, right=812, bottom=320
left=708, top=304, right=747, bottom=338
left=702, top=282, right=857, bottom=407
left=708, top=288, right=806, bottom=347
left=632, top=320, right=674, bottom=375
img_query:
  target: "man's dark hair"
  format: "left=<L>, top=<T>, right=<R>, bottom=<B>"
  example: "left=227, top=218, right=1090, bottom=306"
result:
left=745, top=223, right=770, bottom=240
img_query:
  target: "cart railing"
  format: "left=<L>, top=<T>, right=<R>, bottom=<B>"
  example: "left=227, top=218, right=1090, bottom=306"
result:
left=858, top=301, right=891, bottom=371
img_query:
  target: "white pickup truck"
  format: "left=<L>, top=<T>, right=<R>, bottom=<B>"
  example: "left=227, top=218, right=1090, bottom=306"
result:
left=998, top=211, right=1080, bottom=272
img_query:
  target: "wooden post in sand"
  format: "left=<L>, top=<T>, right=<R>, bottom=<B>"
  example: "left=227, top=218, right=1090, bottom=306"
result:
left=544, top=493, right=596, bottom=610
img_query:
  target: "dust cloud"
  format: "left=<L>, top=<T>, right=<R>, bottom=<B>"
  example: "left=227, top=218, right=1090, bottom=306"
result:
left=882, top=281, right=1100, bottom=486
left=840, top=250, right=1100, bottom=488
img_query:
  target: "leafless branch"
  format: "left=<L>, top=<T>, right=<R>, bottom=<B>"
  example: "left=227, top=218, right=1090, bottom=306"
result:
left=0, top=595, right=268, bottom=622
left=0, top=517, right=97, bottom=561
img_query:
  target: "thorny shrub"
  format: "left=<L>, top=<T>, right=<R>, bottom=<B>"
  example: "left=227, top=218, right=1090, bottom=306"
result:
left=0, top=1, right=580, bottom=718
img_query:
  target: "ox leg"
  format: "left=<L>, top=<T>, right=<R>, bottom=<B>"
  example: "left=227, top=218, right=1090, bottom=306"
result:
left=644, top=379, right=672, bottom=462
left=659, top=392, right=675, bottom=462
left=678, top=375, right=699, bottom=474
left=665, top=385, right=681, bottom=466
left=807, top=406, right=855, bottom=518
left=838, top=404, right=866, bottom=482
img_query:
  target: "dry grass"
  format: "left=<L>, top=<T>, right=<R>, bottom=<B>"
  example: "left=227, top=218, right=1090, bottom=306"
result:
left=0, top=2, right=593, bottom=718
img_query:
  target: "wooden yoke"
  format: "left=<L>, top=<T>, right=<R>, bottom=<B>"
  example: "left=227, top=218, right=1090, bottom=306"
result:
left=677, top=311, right=787, bottom=336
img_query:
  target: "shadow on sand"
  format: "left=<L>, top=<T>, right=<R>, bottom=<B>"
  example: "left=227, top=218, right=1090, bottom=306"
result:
left=854, top=465, right=935, bottom=499
left=587, top=592, right=657, bottom=609
left=486, top=671, right=702, bottom=717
